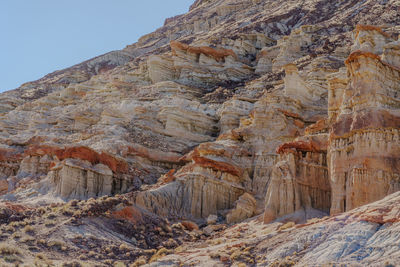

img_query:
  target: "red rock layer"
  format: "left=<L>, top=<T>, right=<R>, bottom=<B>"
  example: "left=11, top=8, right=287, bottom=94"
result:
left=170, top=40, right=237, bottom=62
left=25, top=145, right=128, bottom=173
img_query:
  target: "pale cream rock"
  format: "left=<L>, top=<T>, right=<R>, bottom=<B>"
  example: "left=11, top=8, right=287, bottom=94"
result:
left=50, top=159, right=113, bottom=200
left=381, top=40, right=400, bottom=68
left=272, top=25, right=317, bottom=71
left=133, top=165, right=245, bottom=219
left=217, top=98, right=254, bottom=133
left=264, top=141, right=330, bottom=223
left=207, top=214, right=218, bottom=225
left=255, top=46, right=280, bottom=74
left=148, top=55, right=177, bottom=83
left=226, top=192, right=256, bottom=224
left=283, top=64, right=316, bottom=105
left=17, top=155, right=52, bottom=177
left=351, top=25, right=393, bottom=54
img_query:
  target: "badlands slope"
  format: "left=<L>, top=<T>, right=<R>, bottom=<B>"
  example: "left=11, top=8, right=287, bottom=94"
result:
left=0, top=0, right=399, bottom=266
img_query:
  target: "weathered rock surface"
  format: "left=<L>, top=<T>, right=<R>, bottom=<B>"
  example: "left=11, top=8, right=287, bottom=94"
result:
left=0, top=0, right=400, bottom=265
left=151, top=191, right=400, bottom=267
left=226, top=192, right=256, bottom=224
left=264, top=134, right=330, bottom=223
left=329, top=26, right=400, bottom=215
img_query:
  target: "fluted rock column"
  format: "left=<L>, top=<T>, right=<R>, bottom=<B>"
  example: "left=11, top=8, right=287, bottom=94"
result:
left=328, top=30, right=400, bottom=214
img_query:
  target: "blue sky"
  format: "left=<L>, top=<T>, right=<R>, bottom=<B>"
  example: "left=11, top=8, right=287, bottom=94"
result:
left=0, top=0, right=193, bottom=92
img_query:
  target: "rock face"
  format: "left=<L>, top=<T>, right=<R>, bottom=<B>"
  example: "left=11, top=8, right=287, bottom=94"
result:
left=49, top=159, right=113, bottom=200
left=150, top=191, right=400, bottom=267
left=0, top=0, right=398, bottom=230
left=328, top=26, right=400, bottom=215
left=264, top=24, right=400, bottom=222
left=1, top=0, right=400, bottom=266
left=226, top=192, right=256, bottom=224
left=264, top=135, right=331, bottom=223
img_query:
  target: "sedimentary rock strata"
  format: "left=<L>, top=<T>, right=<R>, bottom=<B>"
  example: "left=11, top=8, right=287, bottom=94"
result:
left=329, top=41, right=400, bottom=214
left=264, top=134, right=330, bottom=223
left=0, top=0, right=400, bottom=265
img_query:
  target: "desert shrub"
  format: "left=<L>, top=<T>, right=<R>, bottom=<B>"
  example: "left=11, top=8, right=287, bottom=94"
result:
left=46, top=213, right=57, bottom=220
left=44, top=220, right=55, bottom=227
left=114, top=261, right=127, bottom=267
left=4, top=254, right=22, bottom=263
left=4, top=225, right=16, bottom=233
left=279, top=221, right=295, bottom=231
left=129, top=256, right=147, bottom=267
left=34, top=253, right=53, bottom=266
left=11, top=232, right=21, bottom=239
left=0, top=245, right=20, bottom=255
left=23, top=225, right=35, bottom=234
left=119, top=243, right=130, bottom=252
left=149, top=247, right=171, bottom=263
left=47, top=240, right=66, bottom=250
left=21, top=236, right=35, bottom=243
left=61, top=261, right=82, bottom=267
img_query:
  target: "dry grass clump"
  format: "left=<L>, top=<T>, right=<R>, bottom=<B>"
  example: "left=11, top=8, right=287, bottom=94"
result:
left=61, top=261, right=82, bottom=267
left=3, top=254, right=22, bottom=263
left=61, top=205, right=74, bottom=216
left=0, top=245, right=20, bottom=255
left=149, top=247, right=172, bottom=263
left=119, top=243, right=130, bottom=252
left=37, top=207, right=47, bottom=215
left=114, top=261, right=127, bottom=267
left=270, top=256, right=296, bottom=267
left=23, top=225, right=35, bottom=234
left=229, top=245, right=255, bottom=264
left=47, top=240, right=67, bottom=251
left=103, top=259, right=113, bottom=265
left=87, top=251, right=97, bottom=258
left=9, top=220, right=26, bottom=228
left=46, top=213, right=57, bottom=220
left=11, top=232, right=21, bottom=239
left=279, top=221, right=295, bottom=231
left=130, top=255, right=147, bottom=267
left=21, top=236, right=35, bottom=243
left=0, top=245, right=22, bottom=263
left=4, top=225, right=16, bottom=233
left=34, top=253, right=53, bottom=266
left=37, top=239, right=47, bottom=246
left=44, top=220, right=55, bottom=227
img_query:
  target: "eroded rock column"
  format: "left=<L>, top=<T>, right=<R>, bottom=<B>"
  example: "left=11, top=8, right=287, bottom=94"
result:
left=328, top=28, right=400, bottom=214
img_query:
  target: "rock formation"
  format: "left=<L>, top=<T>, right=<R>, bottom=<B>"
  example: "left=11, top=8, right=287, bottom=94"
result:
left=265, top=25, right=400, bottom=221
left=329, top=26, right=400, bottom=214
left=0, top=0, right=400, bottom=265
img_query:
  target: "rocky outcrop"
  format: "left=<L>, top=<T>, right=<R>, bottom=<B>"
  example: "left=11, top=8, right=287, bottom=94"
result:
left=272, top=25, right=317, bottom=71
left=263, top=24, right=400, bottom=221
left=351, top=25, right=393, bottom=54
left=2, top=1, right=400, bottom=265
left=0, top=0, right=398, bottom=229
left=328, top=46, right=400, bottom=214
left=264, top=129, right=330, bottom=223
left=151, top=191, right=400, bottom=267
left=169, top=40, right=254, bottom=87
left=49, top=159, right=113, bottom=199
left=226, top=192, right=256, bottom=224
left=133, top=141, right=249, bottom=219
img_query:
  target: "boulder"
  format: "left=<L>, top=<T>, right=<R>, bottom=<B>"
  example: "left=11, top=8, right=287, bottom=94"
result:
left=226, top=193, right=256, bottom=224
